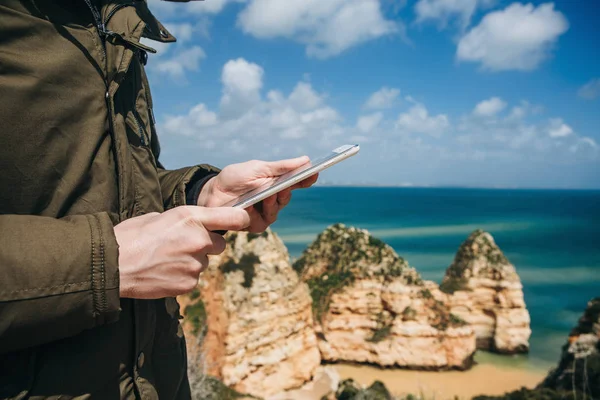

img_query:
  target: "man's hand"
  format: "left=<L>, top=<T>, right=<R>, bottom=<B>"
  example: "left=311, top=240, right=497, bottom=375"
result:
left=197, top=156, right=319, bottom=232
left=114, top=206, right=250, bottom=299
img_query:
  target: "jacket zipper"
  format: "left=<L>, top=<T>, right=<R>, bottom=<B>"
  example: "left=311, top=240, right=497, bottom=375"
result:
left=132, top=110, right=147, bottom=146
left=104, top=3, right=133, bottom=26
left=83, top=0, right=107, bottom=61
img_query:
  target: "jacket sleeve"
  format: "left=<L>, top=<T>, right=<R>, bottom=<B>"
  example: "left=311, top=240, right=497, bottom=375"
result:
left=156, top=165, right=220, bottom=209
left=0, top=212, right=120, bottom=354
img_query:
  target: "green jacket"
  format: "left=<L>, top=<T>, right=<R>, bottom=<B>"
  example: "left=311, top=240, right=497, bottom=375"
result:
left=0, top=1, right=217, bottom=398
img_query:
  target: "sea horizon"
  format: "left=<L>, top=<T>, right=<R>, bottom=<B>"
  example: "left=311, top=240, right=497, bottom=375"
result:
left=313, top=183, right=600, bottom=191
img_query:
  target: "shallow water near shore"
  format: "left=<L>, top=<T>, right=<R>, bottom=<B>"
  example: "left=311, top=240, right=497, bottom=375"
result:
left=271, top=187, right=600, bottom=371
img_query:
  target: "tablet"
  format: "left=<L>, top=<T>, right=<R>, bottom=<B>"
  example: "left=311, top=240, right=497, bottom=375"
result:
left=223, top=144, right=360, bottom=209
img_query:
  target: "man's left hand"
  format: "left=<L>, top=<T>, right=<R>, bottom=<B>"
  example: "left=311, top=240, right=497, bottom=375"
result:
left=197, top=156, right=318, bottom=232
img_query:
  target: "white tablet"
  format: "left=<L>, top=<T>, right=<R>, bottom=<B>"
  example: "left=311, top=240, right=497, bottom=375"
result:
left=224, top=144, right=360, bottom=209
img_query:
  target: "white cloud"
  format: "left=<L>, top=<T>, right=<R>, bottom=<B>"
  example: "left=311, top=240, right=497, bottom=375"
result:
left=457, top=3, right=568, bottom=71
left=163, top=104, right=218, bottom=137
left=456, top=102, right=592, bottom=162
left=154, top=46, right=205, bottom=81
left=220, top=58, right=264, bottom=117
left=396, top=103, right=450, bottom=136
left=578, top=78, right=600, bottom=100
left=288, top=82, right=324, bottom=111
left=357, top=112, right=384, bottom=133
left=505, top=100, right=543, bottom=121
left=166, top=23, right=194, bottom=42
left=415, top=0, right=492, bottom=29
left=155, top=63, right=598, bottom=187
left=364, top=87, right=401, bottom=109
left=473, top=96, right=506, bottom=116
left=161, top=58, right=344, bottom=156
left=548, top=118, right=573, bottom=138
left=237, top=0, right=400, bottom=58
left=569, top=137, right=598, bottom=151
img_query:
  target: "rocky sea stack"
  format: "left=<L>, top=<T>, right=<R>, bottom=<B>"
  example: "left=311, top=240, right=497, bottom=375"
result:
left=181, top=225, right=535, bottom=399
left=181, top=229, right=321, bottom=398
left=294, top=223, right=476, bottom=370
left=442, top=229, right=531, bottom=354
left=475, top=297, right=600, bottom=400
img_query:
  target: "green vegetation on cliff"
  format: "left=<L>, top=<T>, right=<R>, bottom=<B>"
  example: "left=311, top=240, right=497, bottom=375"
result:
left=295, top=224, right=424, bottom=321
left=418, top=288, right=467, bottom=331
left=247, top=231, right=269, bottom=242
left=294, top=224, right=420, bottom=284
left=443, top=229, right=516, bottom=284
left=221, top=252, right=260, bottom=288
left=184, top=299, right=207, bottom=335
left=333, top=379, right=392, bottom=400
left=439, top=277, right=471, bottom=294
left=296, top=224, right=472, bottom=336
left=307, top=269, right=355, bottom=323
left=367, top=311, right=394, bottom=343
left=191, top=375, right=258, bottom=400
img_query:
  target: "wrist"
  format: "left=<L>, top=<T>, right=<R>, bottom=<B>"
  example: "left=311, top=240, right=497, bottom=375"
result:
left=197, top=175, right=217, bottom=207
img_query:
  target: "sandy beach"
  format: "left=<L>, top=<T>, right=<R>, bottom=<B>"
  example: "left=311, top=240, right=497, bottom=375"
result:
left=334, top=361, right=548, bottom=399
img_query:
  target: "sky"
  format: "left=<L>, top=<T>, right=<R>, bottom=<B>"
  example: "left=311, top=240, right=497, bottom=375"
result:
left=143, top=0, right=600, bottom=189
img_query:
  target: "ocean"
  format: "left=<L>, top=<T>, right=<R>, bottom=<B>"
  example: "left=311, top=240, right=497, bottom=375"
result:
left=270, top=187, right=600, bottom=370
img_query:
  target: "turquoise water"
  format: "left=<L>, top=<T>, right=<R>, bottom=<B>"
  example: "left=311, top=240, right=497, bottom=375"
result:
left=271, top=187, right=600, bottom=370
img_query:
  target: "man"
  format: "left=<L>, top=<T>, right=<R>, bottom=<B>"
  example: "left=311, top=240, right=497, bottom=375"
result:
left=0, top=0, right=316, bottom=398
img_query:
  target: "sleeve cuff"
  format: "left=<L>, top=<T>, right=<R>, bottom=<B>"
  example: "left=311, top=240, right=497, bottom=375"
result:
left=185, top=172, right=218, bottom=206
left=89, top=212, right=121, bottom=326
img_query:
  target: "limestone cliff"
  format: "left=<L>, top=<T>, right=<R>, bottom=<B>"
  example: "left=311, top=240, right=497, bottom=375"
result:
left=181, top=229, right=321, bottom=398
left=441, top=230, right=531, bottom=354
left=474, top=297, right=600, bottom=400
left=294, top=223, right=476, bottom=370
left=540, top=297, right=600, bottom=398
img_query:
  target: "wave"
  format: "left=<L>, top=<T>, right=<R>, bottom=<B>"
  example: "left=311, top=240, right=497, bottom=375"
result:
left=518, top=266, right=600, bottom=285
left=275, top=221, right=534, bottom=244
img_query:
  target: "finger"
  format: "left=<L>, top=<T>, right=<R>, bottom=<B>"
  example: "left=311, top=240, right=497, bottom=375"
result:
left=184, top=206, right=251, bottom=232
left=265, top=156, right=310, bottom=176
left=245, top=206, right=268, bottom=233
left=191, top=253, right=210, bottom=275
left=206, top=232, right=227, bottom=255
left=260, top=194, right=279, bottom=225
left=277, top=189, right=292, bottom=207
left=290, top=172, right=319, bottom=190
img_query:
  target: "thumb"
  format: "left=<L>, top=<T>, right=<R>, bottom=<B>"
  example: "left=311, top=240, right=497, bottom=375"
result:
left=265, top=156, right=310, bottom=176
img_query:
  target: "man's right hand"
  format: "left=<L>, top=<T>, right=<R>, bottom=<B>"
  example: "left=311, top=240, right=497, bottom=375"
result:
left=114, top=206, right=250, bottom=299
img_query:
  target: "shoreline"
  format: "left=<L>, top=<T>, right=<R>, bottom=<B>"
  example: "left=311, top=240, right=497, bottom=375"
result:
left=332, top=353, right=551, bottom=400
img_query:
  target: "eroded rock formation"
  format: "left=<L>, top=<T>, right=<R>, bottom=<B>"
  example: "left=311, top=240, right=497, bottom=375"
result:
left=474, top=297, right=600, bottom=400
left=540, top=297, right=600, bottom=398
left=181, top=229, right=321, bottom=398
left=294, top=223, right=476, bottom=370
left=441, top=230, right=531, bottom=354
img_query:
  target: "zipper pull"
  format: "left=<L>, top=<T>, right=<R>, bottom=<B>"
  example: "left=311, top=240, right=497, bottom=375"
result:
left=104, top=31, right=157, bottom=54
left=138, top=50, right=148, bottom=66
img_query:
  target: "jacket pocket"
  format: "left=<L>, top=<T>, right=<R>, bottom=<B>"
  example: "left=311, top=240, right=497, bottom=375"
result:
left=0, top=348, right=36, bottom=400
left=127, top=109, right=150, bottom=147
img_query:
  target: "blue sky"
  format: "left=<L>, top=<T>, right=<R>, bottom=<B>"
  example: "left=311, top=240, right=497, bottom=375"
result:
left=143, top=0, right=600, bottom=189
